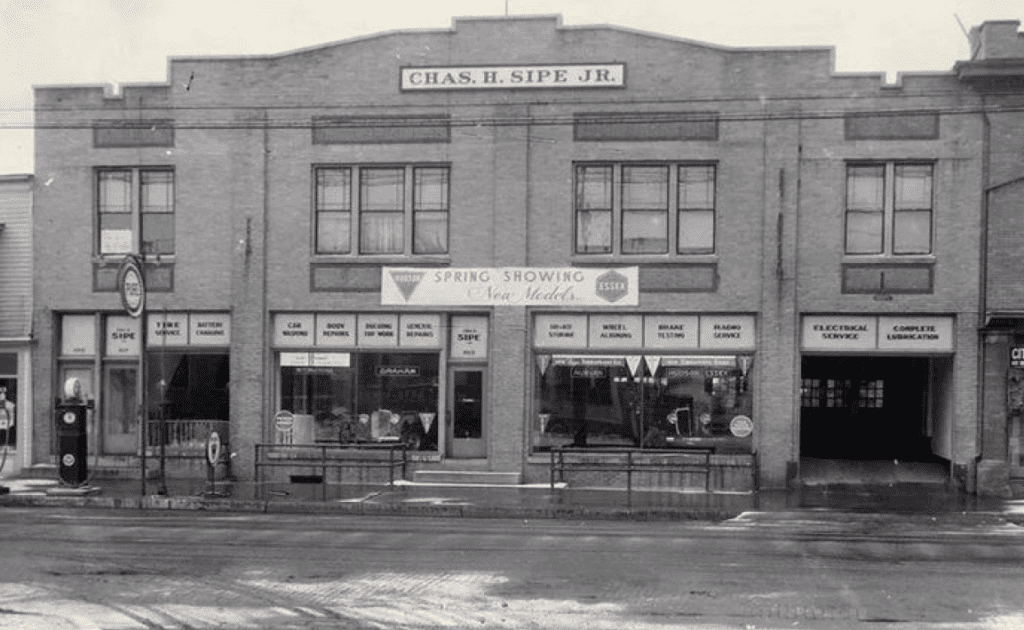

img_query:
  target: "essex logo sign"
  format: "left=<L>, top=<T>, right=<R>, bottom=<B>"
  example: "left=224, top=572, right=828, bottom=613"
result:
left=382, top=267, right=638, bottom=306
left=595, top=270, right=629, bottom=303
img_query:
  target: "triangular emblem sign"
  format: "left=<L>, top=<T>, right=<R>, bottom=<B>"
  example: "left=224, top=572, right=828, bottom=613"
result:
left=644, top=355, right=662, bottom=376
left=389, top=270, right=425, bottom=302
left=625, top=355, right=643, bottom=378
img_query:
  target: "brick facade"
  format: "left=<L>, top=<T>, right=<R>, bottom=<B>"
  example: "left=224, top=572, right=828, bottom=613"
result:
left=31, top=16, right=996, bottom=492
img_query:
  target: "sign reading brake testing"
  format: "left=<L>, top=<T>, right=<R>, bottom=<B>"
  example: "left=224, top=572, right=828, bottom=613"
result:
left=382, top=267, right=639, bottom=307
left=401, top=64, right=625, bottom=91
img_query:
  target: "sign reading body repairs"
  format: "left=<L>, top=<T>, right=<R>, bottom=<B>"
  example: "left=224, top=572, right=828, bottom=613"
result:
left=382, top=267, right=639, bottom=307
left=400, top=64, right=625, bottom=91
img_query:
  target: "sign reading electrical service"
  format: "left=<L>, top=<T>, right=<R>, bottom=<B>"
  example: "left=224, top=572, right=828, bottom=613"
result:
left=382, top=267, right=638, bottom=307
left=400, top=64, right=625, bottom=91
left=802, top=315, right=954, bottom=352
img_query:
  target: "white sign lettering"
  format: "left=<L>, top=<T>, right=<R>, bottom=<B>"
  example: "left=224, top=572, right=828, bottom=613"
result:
left=534, top=315, right=589, bottom=349
left=147, top=313, right=188, bottom=347
left=400, top=64, right=625, bottom=91
left=273, top=314, right=315, bottom=347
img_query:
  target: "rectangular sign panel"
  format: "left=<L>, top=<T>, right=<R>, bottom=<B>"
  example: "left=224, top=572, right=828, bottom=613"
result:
left=643, top=315, right=700, bottom=350
left=802, top=316, right=877, bottom=351
left=273, top=313, right=315, bottom=348
left=147, top=312, right=188, bottom=347
left=105, top=315, right=141, bottom=357
left=400, top=314, right=441, bottom=348
left=62, top=315, right=96, bottom=357
left=316, top=314, right=357, bottom=348
left=400, top=64, right=625, bottom=91
left=699, top=315, right=757, bottom=351
left=382, top=267, right=639, bottom=307
left=877, top=316, right=954, bottom=352
left=189, top=313, right=231, bottom=346
left=534, top=315, right=589, bottom=349
left=450, top=316, right=489, bottom=360
left=588, top=314, right=643, bottom=349
left=358, top=314, right=399, bottom=348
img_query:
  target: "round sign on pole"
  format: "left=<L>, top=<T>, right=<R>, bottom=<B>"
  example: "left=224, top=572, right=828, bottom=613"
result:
left=206, top=431, right=222, bottom=466
left=117, top=255, right=146, bottom=318
left=274, top=410, right=295, bottom=432
left=729, top=415, right=754, bottom=438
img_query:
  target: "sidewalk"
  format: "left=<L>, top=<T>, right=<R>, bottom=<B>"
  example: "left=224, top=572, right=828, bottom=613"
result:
left=2, top=474, right=1022, bottom=526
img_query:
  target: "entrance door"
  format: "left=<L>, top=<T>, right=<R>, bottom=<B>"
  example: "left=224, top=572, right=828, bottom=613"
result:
left=103, top=364, right=138, bottom=454
left=449, top=368, right=485, bottom=458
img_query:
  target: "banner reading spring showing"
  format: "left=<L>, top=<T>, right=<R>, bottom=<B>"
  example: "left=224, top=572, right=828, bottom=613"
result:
left=381, top=267, right=639, bottom=307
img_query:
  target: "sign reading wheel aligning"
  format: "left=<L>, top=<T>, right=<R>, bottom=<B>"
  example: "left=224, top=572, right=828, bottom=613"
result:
left=117, top=255, right=146, bottom=318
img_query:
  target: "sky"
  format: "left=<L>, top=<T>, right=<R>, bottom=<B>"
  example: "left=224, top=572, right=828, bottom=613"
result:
left=2, top=0, right=1022, bottom=174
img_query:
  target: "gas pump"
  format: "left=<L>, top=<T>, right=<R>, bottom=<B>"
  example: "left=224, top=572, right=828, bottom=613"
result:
left=56, top=377, right=91, bottom=487
left=0, top=387, right=11, bottom=495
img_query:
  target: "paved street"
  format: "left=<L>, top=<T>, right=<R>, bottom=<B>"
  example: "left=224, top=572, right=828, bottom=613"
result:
left=1, top=507, right=1023, bottom=629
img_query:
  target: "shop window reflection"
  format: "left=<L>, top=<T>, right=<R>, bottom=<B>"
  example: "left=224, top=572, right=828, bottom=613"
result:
left=533, top=359, right=752, bottom=452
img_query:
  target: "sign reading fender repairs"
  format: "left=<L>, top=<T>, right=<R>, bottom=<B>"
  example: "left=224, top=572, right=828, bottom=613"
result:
left=382, top=267, right=638, bottom=306
left=400, top=64, right=625, bottom=91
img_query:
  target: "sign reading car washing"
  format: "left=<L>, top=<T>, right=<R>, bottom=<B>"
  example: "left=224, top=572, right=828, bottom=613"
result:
left=400, top=64, right=625, bottom=91
left=382, top=267, right=638, bottom=307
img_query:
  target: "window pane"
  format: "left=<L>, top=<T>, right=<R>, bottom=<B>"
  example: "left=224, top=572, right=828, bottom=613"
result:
left=414, top=168, right=448, bottom=211
left=141, top=171, right=173, bottom=213
left=357, top=353, right=439, bottom=447
left=622, top=210, right=668, bottom=254
left=98, top=171, right=131, bottom=213
left=361, top=168, right=404, bottom=211
left=414, top=211, right=448, bottom=254
left=317, top=169, right=351, bottom=211
left=893, top=210, right=931, bottom=254
left=895, top=164, right=932, bottom=209
left=576, top=210, right=612, bottom=254
left=360, top=212, right=404, bottom=254
left=678, top=165, right=715, bottom=208
left=141, top=213, right=174, bottom=255
left=622, top=166, right=668, bottom=209
left=576, top=165, right=612, bottom=210
left=846, top=211, right=883, bottom=254
left=100, top=212, right=133, bottom=255
left=317, top=211, right=351, bottom=254
left=678, top=209, right=714, bottom=252
left=847, top=165, right=884, bottom=210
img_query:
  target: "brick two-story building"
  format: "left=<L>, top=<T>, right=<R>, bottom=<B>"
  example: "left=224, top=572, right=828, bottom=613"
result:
left=31, top=16, right=989, bottom=492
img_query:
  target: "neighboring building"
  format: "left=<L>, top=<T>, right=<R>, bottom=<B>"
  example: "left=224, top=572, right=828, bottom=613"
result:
left=0, top=174, right=34, bottom=478
left=31, top=16, right=986, bottom=492
left=956, top=20, right=1024, bottom=496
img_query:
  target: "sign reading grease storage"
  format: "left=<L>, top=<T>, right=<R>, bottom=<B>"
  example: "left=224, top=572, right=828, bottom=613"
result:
left=400, top=64, right=625, bottom=91
left=802, top=315, right=953, bottom=352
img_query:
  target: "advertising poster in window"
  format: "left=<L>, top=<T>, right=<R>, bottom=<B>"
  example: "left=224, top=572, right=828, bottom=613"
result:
left=105, top=316, right=141, bottom=357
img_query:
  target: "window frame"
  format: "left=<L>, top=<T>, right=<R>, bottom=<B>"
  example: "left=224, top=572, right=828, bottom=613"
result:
left=844, top=161, right=934, bottom=257
left=95, top=166, right=175, bottom=258
left=312, top=163, right=451, bottom=258
left=573, top=161, right=717, bottom=257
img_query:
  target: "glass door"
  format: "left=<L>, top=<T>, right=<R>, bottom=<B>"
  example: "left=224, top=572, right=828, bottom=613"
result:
left=103, top=364, right=138, bottom=454
left=448, top=368, right=486, bottom=458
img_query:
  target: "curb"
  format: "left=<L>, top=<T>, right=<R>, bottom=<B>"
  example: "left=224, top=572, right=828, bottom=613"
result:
left=0, top=493, right=740, bottom=522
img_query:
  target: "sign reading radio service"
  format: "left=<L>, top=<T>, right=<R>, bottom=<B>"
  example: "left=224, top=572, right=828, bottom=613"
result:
left=802, top=315, right=954, bottom=352
left=382, top=267, right=638, bottom=307
left=400, top=64, right=625, bottom=91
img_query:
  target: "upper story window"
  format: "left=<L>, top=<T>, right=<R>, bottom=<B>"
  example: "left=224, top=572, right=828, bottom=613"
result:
left=575, top=163, right=715, bottom=256
left=845, top=162, right=933, bottom=256
left=315, top=165, right=449, bottom=256
left=97, top=168, right=174, bottom=256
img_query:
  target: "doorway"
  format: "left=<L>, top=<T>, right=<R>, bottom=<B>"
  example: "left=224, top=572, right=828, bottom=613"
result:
left=448, top=367, right=486, bottom=458
left=103, top=364, right=138, bottom=454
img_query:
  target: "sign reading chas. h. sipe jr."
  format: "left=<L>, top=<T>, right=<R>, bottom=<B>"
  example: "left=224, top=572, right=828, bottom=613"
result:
left=400, top=64, right=625, bottom=91
left=382, top=267, right=638, bottom=307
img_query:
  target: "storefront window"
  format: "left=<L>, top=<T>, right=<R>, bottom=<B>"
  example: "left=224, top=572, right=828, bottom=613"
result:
left=533, top=358, right=752, bottom=452
left=280, top=352, right=439, bottom=450
left=147, top=352, right=229, bottom=421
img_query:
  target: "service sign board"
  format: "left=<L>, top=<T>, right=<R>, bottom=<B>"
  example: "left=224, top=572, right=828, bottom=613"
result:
left=534, top=315, right=589, bottom=349
left=450, top=316, right=489, bottom=360
left=699, top=315, right=756, bottom=351
left=358, top=314, right=399, bottom=348
left=190, top=313, right=231, bottom=346
left=400, top=64, right=625, bottom=91
left=877, top=316, right=954, bottom=353
left=588, top=315, right=643, bottom=349
left=643, top=315, right=700, bottom=350
left=381, top=267, right=639, bottom=307
left=1012, top=347, right=1024, bottom=368
left=316, top=314, right=357, bottom=348
left=61, top=315, right=96, bottom=357
left=273, top=313, right=315, bottom=347
left=147, top=312, right=188, bottom=347
left=400, top=314, right=441, bottom=348
left=802, top=315, right=954, bottom=353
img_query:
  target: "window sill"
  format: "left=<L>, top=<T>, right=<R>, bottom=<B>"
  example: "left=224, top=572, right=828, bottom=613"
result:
left=312, top=255, right=451, bottom=266
left=94, top=254, right=177, bottom=264
left=841, top=255, right=935, bottom=264
left=572, top=254, right=718, bottom=265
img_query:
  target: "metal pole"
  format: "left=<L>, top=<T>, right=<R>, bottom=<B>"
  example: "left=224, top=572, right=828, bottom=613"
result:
left=158, top=308, right=167, bottom=495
